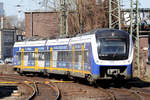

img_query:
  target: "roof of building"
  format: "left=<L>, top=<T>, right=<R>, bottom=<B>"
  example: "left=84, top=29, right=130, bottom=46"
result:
left=25, top=9, right=58, bottom=13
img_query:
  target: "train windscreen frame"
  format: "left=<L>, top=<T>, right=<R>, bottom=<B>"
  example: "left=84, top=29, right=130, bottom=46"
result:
left=96, top=30, right=130, bottom=60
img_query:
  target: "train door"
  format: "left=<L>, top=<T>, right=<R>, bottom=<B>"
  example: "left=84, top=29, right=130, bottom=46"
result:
left=72, top=44, right=85, bottom=76
left=53, top=51, right=57, bottom=68
left=148, top=35, right=150, bottom=63
left=38, top=52, right=45, bottom=68
left=50, top=48, right=53, bottom=71
left=21, top=48, right=24, bottom=70
left=84, top=50, right=89, bottom=72
left=24, top=52, right=29, bottom=67
left=75, top=51, right=82, bottom=70
left=72, top=46, right=75, bottom=74
left=35, top=48, right=38, bottom=71
left=28, top=52, right=35, bottom=66
left=81, top=45, right=85, bottom=74
left=16, top=52, right=21, bottom=66
left=44, top=47, right=53, bottom=72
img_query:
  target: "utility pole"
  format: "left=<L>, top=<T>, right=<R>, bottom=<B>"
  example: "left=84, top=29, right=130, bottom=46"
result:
left=136, top=0, right=140, bottom=78
left=109, top=0, right=112, bottom=29
left=130, top=0, right=133, bottom=36
left=64, top=0, right=68, bottom=36
left=109, top=0, right=121, bottom=30
left=59, top=0, right=68, bottom=38
left=60, top=0, right=63, bottom=37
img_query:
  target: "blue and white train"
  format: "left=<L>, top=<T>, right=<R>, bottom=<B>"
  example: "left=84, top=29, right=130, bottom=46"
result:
left=13, top=29, right=134, bottom=82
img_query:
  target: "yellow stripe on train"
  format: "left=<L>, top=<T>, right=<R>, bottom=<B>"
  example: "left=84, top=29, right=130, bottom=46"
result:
left=14, top=65, right=91, bottom=74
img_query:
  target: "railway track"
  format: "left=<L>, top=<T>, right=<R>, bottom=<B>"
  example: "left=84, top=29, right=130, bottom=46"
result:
left=107, top=88, right=145, bottom=100
left=98, top=88, right=116, bottom=100
left=0, top=74, right=61, bottom=100
left=130, top=87, right=150, bottom=100
left=0, top=78, right=35, bottom=100
left=1, top=74, right=150, bottom=100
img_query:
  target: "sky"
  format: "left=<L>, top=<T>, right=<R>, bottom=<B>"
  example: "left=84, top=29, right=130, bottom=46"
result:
left=0, top=0, right=150, bottom=20
left=0, top=0, right=42, bottom=20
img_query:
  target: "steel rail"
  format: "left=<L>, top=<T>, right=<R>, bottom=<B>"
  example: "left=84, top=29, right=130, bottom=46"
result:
left=46, top=81, right=61, bottom=100
left=0, top=76, right=38, bottom=100
left=25, top=82, right=37, bottom=100
left=99, top=88, right=116, bottom=100
left=110, top=88, right=144, bottom=100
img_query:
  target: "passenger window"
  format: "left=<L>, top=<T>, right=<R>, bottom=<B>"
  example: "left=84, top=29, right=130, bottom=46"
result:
left=38, top=52, right=45, bottom=61
left=24, top=52, right=29, bottom=66
left=17, top=52, right=21, bottom=65
left=75, top=51, right=82, bottom=63
left=45, top=52, right=50, bottom=61
left=84, top=51, right=88, bottom=63
left=57, top=51, right=72, bottom=62
left=17, top=52, right=21, bottom=61
left=28, top=52, right=35, bottom=61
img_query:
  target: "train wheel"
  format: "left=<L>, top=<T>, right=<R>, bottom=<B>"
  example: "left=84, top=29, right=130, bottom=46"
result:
left=86, top=75, right=96, bottom=85
left=17, top=69, right=24, bottom=76
left=43, top=69, right=49, bottom=77
left=16, top=68, right=20, bottom=73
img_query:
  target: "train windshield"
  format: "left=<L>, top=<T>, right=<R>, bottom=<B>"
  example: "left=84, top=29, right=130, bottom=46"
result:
left=100, top=40, right=126, bottom=54
left=97, top=38, right=129, bottom=60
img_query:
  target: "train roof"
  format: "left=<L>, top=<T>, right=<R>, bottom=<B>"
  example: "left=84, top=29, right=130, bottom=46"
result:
left=14, top=29, right=129, bottom=48
left=95, top=29, right=129, bottom=37
left=14, top=40, right=47, bottom=47
left=14, top=34, right=93, bottom=47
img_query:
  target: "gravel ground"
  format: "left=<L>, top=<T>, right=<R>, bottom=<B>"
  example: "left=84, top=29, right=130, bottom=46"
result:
left=56, top=82, right=109, bottom=100
left=1, top=65, right=150, bottom=100
left=0, top=65, right=16, bottom=75
left=0, top=84, right=33, bottom=100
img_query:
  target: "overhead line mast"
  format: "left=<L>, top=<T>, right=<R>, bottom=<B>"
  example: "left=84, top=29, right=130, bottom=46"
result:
left=109, top=0, right=121, bottom=30
left=136, top=0, right=140, bottom=78
left=60, top=0, right=68, bottom=38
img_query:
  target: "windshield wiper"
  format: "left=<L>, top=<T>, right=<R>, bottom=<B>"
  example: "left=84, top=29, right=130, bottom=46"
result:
left=112, top=47, right=121, bottom=59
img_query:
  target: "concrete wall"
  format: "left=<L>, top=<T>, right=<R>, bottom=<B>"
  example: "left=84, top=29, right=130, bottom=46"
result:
left=25, top=12, right=59, bottom=38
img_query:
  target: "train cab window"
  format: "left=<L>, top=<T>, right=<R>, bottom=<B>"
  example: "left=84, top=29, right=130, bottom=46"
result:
left=97, top=38, right=129, bottom=60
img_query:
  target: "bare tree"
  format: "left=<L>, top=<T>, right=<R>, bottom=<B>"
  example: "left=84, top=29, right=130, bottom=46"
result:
left=32, top=0, right=110, bottom=35
left=67, top=0, right=109, bottom=35
left=3, top=16, right=18, bottom=29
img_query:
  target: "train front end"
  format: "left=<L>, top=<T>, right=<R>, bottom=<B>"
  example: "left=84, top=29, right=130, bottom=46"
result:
left=92, top=29, right=133, bottom=80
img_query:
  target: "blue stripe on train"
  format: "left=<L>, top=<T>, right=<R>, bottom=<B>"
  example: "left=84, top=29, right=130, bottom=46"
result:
left=91, top=62, right=132, bottom=76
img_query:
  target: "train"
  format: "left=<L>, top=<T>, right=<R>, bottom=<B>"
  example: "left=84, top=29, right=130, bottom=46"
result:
left=13, top=29, right=134, bottom=83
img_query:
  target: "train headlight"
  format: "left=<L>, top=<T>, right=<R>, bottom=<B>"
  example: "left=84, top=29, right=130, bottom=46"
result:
left=96, top=60, right=99, bottom=63
left=128, top=60, right=130, bottom=63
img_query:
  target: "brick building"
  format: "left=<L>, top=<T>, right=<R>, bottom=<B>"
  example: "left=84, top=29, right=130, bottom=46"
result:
left=25, top=11, right=60, bottom=38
